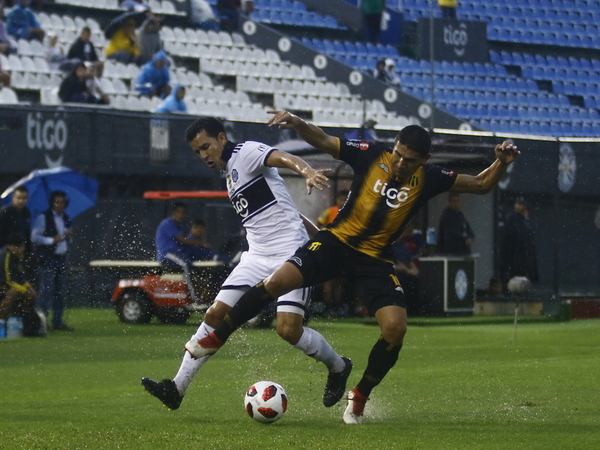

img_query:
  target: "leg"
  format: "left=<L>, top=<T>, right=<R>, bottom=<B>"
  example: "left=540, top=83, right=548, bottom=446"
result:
left=52, top=259, right=68, bottom=328
left=164, top=253, right=201, bottom=304
left=277, top=311, right=352, bottom=407
left=344, top=305, right=407, bottom=424
left=0, top=289, right=18, bottom=321
left=36, top=265, right=53, bottom=317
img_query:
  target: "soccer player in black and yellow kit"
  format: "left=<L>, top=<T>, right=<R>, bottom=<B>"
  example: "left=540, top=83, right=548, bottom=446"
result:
left=188, top=110, right=520, bottom=424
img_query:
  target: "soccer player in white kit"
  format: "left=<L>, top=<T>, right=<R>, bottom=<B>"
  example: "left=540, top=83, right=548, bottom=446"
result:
left=142, top=117, right=352, bottom=411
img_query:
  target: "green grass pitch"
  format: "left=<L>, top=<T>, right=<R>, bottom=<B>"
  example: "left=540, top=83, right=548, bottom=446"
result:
left=1, top=309, right=599, bottom=449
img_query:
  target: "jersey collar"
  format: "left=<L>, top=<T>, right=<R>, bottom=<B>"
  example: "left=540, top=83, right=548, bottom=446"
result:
left=221, top=141, right=236, bottom=163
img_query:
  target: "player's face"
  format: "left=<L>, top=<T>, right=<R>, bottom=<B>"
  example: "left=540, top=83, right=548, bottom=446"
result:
left=12, top=190, right=28, bottom=210
left=189, top=130, right=227, bottom=171
left=391, top=143, right=429, bottom=182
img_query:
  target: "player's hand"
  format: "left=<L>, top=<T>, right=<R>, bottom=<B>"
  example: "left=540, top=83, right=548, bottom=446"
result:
left=495, top=141, right=520, bottom=165
left=266, top=110, right=302, bottom=129
left=303, top=168, right=331, bottom=194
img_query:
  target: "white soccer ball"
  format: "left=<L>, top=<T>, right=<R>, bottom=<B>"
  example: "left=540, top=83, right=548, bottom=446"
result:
left=507, top=276, right=532, bottom=295
left=244, top=381, right=287, bottom=423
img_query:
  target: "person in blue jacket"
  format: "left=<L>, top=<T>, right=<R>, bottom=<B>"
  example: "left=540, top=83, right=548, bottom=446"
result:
left=155, top=84, right=187, bottom=113
left=6, top=0, right=45, bottom=41
left=135, top=49, right=170, bottom=98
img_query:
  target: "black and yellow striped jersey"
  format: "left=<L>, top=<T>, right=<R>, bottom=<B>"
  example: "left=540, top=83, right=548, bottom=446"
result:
left=326, top=139, right=458, bottom=262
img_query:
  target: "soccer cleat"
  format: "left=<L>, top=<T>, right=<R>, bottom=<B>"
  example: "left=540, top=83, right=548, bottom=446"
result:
left=184, top=331, right=224, bottom=359
left=323, top=356, right=353, bottom=407
left=342, top=388, right=368, bottom=424
left=141, top=378, right=183, bottom=410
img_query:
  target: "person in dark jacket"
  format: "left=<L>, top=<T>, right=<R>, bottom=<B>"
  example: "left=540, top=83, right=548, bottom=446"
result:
left=0, top=185, right=31, bottom=253
left=501, top=197, right=538, bottom=283
left=67, top=27, right=99, bottom=63
left=58, top=62, right=103, bottom=104
left=437, top=193, right=474, bottom=255
left=31, top=191, right=74, bottom=331
left=0, top=233, right=36, bottom=322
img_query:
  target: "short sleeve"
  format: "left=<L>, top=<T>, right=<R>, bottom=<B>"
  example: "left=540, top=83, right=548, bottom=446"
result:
left=238, top=141, right=276, bottom=176
left=423, top=165, right=458, bottom=199
left=338, top=139, right=386, bottom=172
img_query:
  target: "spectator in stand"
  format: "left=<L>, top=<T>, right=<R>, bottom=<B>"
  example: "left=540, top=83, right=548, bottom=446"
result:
left=135, top=49, right=170, bottom=98
left=58, top=62, right=104, bottom=104
left=85, top=62, right=110, bottom=105
left=67, top=27, right=104, bottom=75
left=385, top=58, right=400, bottom=87
left=436, top=193, right=474, bottom=256
left=105, top=17, right=141, bottom=65
left=44, top=32, right=72, bottom=73
left=438, top=0, right=458, bottom=19
left=6, top=0, right=45, bottom=42
left=361, top=0, right=385, bottom=43
left=216, top=0, right=254, bottom=32
left=120, top=0, right=150, bottom=11
left=373, top=59, right=391, bottom=83
left=0, top=7, right=17, bottom=55
left=0, top=233, right=36, bottom=324
left=0, top=55, right=10, bottom=86
left=155, top=84, right=187, bottom=113
left=137, top=16, right=163, bottom=65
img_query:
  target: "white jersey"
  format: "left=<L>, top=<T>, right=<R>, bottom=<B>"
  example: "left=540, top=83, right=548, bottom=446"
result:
left=224, top=141, right=308, bottom=257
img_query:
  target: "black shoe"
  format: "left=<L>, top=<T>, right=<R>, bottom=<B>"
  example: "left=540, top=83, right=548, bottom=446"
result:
left=54, top=324, right=75, bottom=331
left=323, top=356, right=353, bottom=407
left=141, top=378, right=183, bottom=410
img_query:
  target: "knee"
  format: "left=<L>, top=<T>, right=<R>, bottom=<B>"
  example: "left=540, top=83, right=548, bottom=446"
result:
left=276, top=321, right=302, bottom=345
left=203, top=305, right=225, bottom=328
left=381, top=321, right=407, bottom=346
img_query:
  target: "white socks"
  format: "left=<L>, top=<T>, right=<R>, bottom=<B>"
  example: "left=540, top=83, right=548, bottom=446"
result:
left=173, top=322, right=214, bottom=396
left=293, top=327, right=345, bottom=373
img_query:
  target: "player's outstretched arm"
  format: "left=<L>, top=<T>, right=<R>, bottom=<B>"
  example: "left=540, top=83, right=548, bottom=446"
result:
left=266, top=149, right=331, bottom=194
left=450, top=141, right=520, bottom=194
left=267, top=110, right=340, bottom=158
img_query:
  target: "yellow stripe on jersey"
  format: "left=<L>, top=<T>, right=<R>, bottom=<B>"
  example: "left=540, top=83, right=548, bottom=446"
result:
left=329, top=151, right=426, bottom=261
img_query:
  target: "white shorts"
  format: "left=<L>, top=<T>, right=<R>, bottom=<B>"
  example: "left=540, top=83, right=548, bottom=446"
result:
left=215, top=251, right=311, bottom=316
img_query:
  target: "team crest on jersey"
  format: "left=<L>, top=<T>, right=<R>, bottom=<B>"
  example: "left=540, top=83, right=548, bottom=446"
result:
left=378, top=163, right=390, bottom=174
left=359, top=142, right=369, bottom=151
left=232, top=169, right=239, bottom=183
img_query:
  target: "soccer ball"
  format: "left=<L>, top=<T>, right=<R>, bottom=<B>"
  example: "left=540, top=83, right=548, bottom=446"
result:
left=244, top=381, right=287, bottom=423
left=507, top=276, right=532, bottom=295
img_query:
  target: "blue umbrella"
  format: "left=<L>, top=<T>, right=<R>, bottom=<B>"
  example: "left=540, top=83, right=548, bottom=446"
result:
left=1, top=167, right=99, bottom=219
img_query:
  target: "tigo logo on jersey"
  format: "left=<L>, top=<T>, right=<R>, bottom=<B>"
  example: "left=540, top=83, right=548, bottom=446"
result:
left=345, top=140, right=369, bottom=150
left=373, top=180, right=410, bottom=208
left=441, top=169, right=454, bottom=177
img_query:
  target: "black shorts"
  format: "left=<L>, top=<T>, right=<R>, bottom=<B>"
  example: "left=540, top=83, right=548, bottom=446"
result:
left=287, top=230, right=406, bottom=315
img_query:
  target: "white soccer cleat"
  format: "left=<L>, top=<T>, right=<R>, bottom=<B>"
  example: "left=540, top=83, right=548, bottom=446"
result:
left=342, top=388, right=368, bottom=424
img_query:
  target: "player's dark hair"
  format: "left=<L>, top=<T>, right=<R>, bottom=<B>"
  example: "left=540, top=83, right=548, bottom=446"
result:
left=50, top=190, right=67, bottom=204
left=171, top=202, right=187, bottom=212
left=14, top=185, right=28, bottom=194
left=395, top=125, right=431, bottom=158
left=6, top=232, right=25, bottom=246
left=185, top=117, right=225, bottom=142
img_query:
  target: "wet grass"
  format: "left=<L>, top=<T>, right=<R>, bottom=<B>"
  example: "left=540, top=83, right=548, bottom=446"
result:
left=1, top=309, right=599, bottom=449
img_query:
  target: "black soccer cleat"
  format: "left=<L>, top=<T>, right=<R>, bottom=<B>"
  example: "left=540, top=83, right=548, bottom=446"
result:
left=323, top=357, right=353, bottom=407
left=141, top=378, right=183, bottom=410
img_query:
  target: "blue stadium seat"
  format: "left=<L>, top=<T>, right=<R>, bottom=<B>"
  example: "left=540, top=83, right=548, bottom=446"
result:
left=490, top=50, right=501, bottom=64
left=355, top=42, right=367, bottom=56
left=333, top=40, right=346, bottom=55
left=500, top=51, right=513, bottom=65
left=540, top=121, right=552, bottom=135
left=344, top=41, right=357, bottom=56
left=292, top=0, right=306, bottom=11
left=312, top=38, right=326, bottom=53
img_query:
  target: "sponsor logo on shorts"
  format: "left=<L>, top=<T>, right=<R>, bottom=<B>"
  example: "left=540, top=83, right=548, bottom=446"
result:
left=308, top=242, right=322, bottom=251
left=395, top=286, right=405, bottom=293
left=290, top=256, right=302, bottom=266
